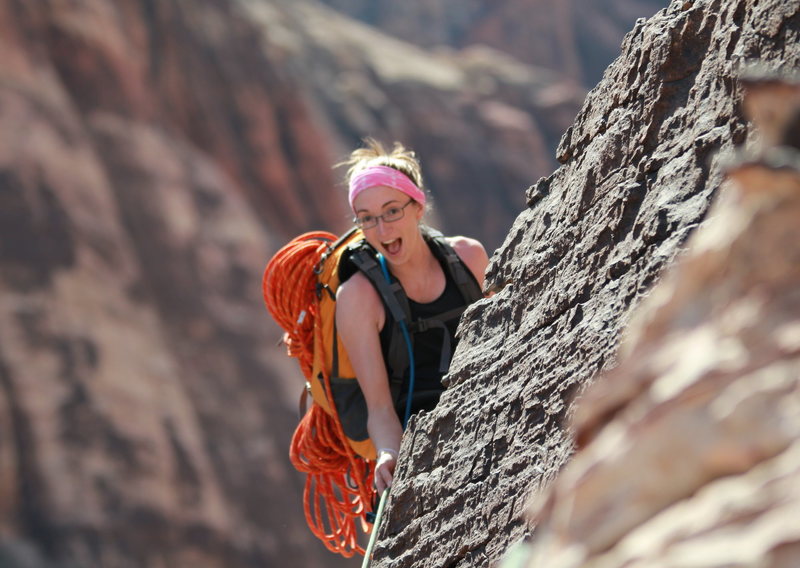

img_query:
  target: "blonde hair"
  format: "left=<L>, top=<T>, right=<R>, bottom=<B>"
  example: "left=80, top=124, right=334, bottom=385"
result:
left=338, top=138, right=425, bottom=190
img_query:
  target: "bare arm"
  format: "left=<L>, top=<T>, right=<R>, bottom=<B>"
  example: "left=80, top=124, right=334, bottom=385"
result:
left=336, top=272, right=402, bottom=493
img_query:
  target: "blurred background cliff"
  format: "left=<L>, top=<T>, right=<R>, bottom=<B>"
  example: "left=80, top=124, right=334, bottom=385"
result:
left=0, top=1, right=663, bottom=566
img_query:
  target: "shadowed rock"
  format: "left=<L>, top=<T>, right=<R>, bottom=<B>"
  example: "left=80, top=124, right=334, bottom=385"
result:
left=316, top=0, right=665, bottom=87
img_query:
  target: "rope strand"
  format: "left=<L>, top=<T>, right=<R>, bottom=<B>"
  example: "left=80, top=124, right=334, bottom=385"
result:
left=264, top=232, right=376, bottom=557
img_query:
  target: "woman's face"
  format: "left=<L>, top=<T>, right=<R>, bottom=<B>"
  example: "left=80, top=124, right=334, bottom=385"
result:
left=352, top=185, right=424, bottom=266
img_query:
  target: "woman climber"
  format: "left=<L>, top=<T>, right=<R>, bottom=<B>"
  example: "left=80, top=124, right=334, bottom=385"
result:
left=335, top=139, right=489, bottom=494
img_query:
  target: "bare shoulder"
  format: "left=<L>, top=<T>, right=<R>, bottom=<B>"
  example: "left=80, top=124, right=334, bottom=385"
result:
left=446, top=236, right=489, bottom=290
left=336, top=272, right=384, bottom=327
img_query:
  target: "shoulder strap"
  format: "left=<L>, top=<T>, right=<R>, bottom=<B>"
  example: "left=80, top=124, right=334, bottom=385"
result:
left=348, top=247, right=411, bottom=325
left=346, top=233, right=483, bottom=397
left=347, top=246, right=412, bottom=402
left=425, top=230, right=484, bottom=304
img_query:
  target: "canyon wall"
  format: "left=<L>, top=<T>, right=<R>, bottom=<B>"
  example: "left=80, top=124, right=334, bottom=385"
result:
left=371, top=1, right=799, bottom=566
left=0, top=0, right=607, bottom=565
left=238, top=0, right=585, bottom=249
left=317, top=0, right=665, bottom=86
left=0, top=0, right=334, bottom=565
left=3, top=0, right=796, bottom=567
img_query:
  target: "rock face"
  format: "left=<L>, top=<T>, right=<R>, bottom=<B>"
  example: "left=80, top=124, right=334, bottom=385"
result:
left=521, top=74, right=800, bottom=568
left=3, top=0, right=796, bottom=567
left=371, top=1, right=799, bottom=567
left=316, top=0, right=665, bottom=86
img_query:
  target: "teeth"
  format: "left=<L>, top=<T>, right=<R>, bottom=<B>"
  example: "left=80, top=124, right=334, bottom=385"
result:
left=382, top=239, right=398, bottom=246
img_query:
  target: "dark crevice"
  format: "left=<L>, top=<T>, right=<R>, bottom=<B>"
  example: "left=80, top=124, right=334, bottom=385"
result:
left=165, top=419, right=203, bottom=507
left=0, top=170, right=76, bottom=291
left=0, top=351, right=61, bottom=559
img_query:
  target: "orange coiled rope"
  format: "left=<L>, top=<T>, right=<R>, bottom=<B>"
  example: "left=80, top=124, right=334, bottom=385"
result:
left=262, top=231, right=333, bottom=378
left=263, top=232, right=375, bottom=557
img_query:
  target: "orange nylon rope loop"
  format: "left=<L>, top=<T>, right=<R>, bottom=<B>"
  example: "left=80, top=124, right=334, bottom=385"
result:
left=264, top=231, right=376, bottom=557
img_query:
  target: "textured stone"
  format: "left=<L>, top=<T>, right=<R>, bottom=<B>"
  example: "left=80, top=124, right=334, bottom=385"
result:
left=0, top=1, right=344, bottom=566
left=521, top=75, right=800, bottom=568
left=3, top=0, right=796, bottom=566
left=0, top=0, right=591, bottom=565
left=371, top=1, right=800, bottom=567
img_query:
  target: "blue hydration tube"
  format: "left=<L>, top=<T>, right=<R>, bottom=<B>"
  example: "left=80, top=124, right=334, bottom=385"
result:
left=376, top=254, right=415, bottom=429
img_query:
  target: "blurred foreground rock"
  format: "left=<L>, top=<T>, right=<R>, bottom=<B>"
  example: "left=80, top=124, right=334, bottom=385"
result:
left=522, top=73, right=800, bottom=568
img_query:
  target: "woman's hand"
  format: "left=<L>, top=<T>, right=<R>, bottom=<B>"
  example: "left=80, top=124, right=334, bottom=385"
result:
left=374, top=448, right=398, bottom=493
left=337, top=274, right=404, bottom=494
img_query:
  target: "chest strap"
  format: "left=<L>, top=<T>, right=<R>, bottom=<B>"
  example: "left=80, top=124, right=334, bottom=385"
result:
left=345, top=232, right=483, bottom=400
left=408, top=305, right=469, bottom=373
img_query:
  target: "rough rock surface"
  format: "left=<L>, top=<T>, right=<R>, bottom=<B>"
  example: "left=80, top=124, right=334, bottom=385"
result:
left=520, top=75, right=800, bottom=568
left=317, top=0, right=665, bottom=86
left=372, top=1, right=799, bottom=567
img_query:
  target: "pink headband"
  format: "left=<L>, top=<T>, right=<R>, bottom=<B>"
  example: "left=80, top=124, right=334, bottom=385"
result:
left=348, top=165, right=426, bottom=211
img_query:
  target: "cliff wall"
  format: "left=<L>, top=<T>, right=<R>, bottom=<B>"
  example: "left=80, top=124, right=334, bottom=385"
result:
left=520, top=72, right=800, bottom=568
left=0, top=1, right=596, bottom=565
left=317, top=0, right=665, bottom=86
left=0, top=1, right=335, bottom=565
left=372, top=1, right=799, bottom=566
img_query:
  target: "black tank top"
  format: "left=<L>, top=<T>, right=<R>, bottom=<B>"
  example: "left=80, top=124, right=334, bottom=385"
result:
left=378, top=258, right=466, bottom=420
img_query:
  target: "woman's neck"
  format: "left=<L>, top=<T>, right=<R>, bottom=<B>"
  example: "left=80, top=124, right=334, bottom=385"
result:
left=387, top=232, right=444, bottom=300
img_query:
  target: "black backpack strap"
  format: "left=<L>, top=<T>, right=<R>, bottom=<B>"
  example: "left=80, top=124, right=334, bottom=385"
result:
left=424, top=231, right=483, bottom=304
left=347, top=247, right=413, bottom=401
left=348, top=250, right=411, bottom=324
left=408, top=306, right=468, bottom=373
left=345, top=233, right=483, bottom=404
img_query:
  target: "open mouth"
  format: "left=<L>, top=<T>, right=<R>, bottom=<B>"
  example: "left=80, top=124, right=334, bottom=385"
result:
left=382, top=238, right=402, bottom=256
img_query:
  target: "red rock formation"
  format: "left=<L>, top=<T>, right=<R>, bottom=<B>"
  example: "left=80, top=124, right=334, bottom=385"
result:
left=0, top=1, right=349, bottom=566
left=42, top=0, right=349, bottom=236
left=241, top=0, right=583, bottom=249
left=0, top=0, right=587, bottom=566
left=316, top=0, right=665, bottom=86
left=8, top=0, right=767, bottom=565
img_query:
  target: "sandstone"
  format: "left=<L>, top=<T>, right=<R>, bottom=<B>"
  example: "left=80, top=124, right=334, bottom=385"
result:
left=0, top=0, right=588, bottom=564
left=3, top=0, right=797, bottom=566
left=240, top=0, right=584, bottom=249
left=0, top=1, right=348, bottom=566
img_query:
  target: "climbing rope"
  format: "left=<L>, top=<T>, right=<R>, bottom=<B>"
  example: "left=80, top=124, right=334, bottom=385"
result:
left=263, top=232, right=376, bottom=557
left=361, top=488, right=390, bottom=568
left=262, top=231, right=333, bottom=378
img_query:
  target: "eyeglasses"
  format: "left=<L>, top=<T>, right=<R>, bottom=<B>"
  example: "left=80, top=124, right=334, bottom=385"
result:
left=353, top=199, right=415, bottom=230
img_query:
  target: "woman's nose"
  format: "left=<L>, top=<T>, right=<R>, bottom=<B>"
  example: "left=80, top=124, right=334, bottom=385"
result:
left=375, top=216, right=391, bottom=235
